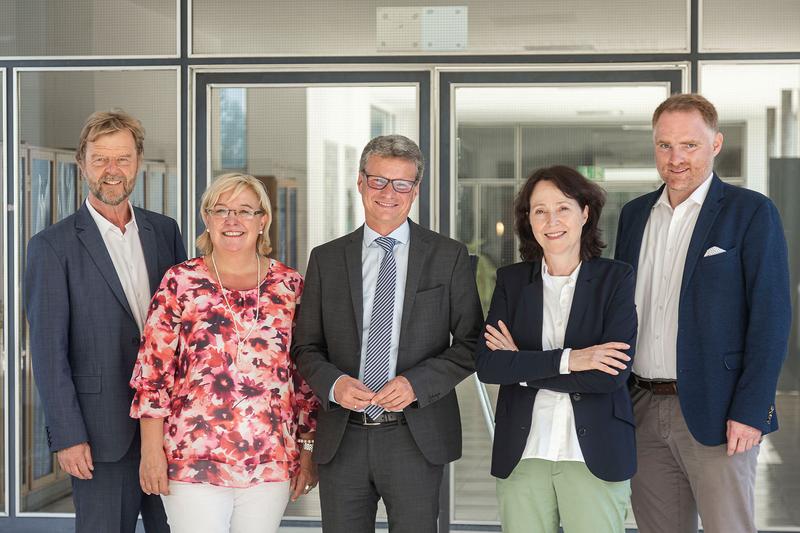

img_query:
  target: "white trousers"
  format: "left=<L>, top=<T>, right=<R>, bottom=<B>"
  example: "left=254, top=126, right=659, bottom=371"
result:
left=161, top=480, right=290, bottom=533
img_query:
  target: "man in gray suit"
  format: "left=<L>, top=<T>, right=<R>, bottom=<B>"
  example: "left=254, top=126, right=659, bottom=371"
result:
left=24, top=110, right=185, bottom=532
left=292, top=135, right=483, bottom=533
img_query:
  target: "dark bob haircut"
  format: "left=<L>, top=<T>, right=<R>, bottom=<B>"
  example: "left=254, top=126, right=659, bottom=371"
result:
left=514, top=165, right=606, bottom=262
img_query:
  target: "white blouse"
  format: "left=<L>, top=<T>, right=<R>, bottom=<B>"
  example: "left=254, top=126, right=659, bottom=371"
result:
left=520, top=261, right=584, bottom=463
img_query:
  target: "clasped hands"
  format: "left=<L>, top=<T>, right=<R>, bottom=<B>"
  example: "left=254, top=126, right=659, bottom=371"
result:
left=484, top=320, right=631, bottom=375
left=333, top=375, right=415, bottom=412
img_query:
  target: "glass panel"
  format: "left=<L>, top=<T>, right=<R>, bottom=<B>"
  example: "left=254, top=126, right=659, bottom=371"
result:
left=220, top=88, right=247, bottom=169
left=130, top=170, right=145, bottom=208
left=701, top=0, right=800, bottom=52
left=56, top=156, right=78, bottom=221
left=192, top=0, right=687, bottom=56
left=0, top=70, right=5, bottom=514
left=18, top=69, right=179, bottom=513
left=209, top=85, right=418, bottom=275
left=146, top=165, right=166, bottom=214
left=0, top=0, right=177, bottom=57
left=452, top=83, right=670, bottom=525
left=208, top=84, right=418, bottom=518
left=701, top=63, right=800, bottom=530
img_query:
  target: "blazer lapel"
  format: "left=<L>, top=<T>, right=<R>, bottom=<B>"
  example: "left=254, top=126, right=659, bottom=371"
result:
left=133, top=207, right=161, bottom=293
left=345, top=226, right=365, bottom=339
left=514, top=262, right=544, bottom=350
left=681, top=174, right=725, bottom=296
left=399, top=220, right=432, bottom=338
left=564, top=260, right=594, bottom=347
left=623, top=187, right=662, bottom=271
left=75, top=204, right=135, bottom=321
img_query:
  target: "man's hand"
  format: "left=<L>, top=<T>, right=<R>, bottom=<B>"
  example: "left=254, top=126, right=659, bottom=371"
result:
left=333, top=376, right=375, bottom=411
left=372, top=376, right=415, bottom=411
left=726, top=419, right=762, bottom=456
left=290, top=449, right=318, bottom=501
left=57, top=442, right=94, bottom=480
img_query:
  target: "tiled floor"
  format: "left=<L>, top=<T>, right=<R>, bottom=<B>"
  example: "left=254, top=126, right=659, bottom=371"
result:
left=39, top=381, right=800, bottom=531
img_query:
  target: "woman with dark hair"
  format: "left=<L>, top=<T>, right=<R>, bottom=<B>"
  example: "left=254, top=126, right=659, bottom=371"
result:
left=476, top=166, right=637, bottom=533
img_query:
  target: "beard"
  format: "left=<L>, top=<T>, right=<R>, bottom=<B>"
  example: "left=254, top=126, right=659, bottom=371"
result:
left=89, top=174, right=135, bottom=206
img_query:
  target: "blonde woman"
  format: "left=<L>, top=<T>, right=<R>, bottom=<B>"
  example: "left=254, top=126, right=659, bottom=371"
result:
left=130, top=173, right=318, bottom=533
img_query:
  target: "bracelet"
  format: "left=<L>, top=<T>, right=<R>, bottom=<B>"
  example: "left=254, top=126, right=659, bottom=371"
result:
left=297, top=438, right=315, bottom=452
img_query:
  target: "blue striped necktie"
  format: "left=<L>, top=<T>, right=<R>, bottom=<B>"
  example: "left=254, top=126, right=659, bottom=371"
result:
left=363, top=236, right=398, bottom=420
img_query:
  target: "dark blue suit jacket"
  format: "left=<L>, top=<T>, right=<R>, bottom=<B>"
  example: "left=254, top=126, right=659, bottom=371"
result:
left=24, top=203, right=186, bottom=462
left=476, top=258, right=638, bottom=482
left=615, top=174, right=791, bottom=446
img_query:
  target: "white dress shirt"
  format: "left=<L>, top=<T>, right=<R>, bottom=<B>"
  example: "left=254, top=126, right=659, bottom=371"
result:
left=85, top=200, right=151, bottom=333
left=633, top=173, right=714, bottom=380
left=521, top=261, right=583, bottom=463
left=329, top=221, right=410, bottom=404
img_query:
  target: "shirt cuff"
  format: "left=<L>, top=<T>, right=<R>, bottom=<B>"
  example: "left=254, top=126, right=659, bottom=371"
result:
left=329, top=375, right=345, bottom=404
left=559, top=348, right=572, bottom=374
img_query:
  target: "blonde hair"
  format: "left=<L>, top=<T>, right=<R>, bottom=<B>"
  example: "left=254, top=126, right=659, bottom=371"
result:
left=76, top=109, right=145, bottom=164
left=196, top=173, right=273, bottom=256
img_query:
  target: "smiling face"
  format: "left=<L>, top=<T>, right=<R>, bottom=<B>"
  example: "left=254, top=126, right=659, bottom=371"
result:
left=358, top=155, right=419, bottom=235
left=202, top=186, right=269, bottom=257
left=528, top=179, right=588, bottom=266
left=653, top=109, right=723, bottom=206
left=79, top=129, right=140, bottom=207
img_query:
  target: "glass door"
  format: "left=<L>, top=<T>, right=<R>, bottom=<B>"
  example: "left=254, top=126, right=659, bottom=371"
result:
left=194, top=69, right=429, bottom=521
left=439, top=67, right=687, bottom=528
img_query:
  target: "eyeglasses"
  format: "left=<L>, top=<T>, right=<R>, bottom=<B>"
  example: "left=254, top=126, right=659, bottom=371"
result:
left=205, top=208, right=265, bottom=220
left=363, top=174, right=418, bottom=194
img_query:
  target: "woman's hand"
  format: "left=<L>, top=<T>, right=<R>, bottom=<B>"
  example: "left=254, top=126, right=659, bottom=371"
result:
left=139, top=417, right=170, bottom=495
left=484, top=320, right=519, bottom=352
left=569, top=342, right=631, bottom=375
left=290, top=448, right=318, bottom=502
left=139, top=446, right=170, bottom=495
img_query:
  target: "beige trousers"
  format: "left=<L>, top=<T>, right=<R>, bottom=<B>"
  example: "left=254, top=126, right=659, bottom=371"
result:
left=630, top=387, right=759, bottom=533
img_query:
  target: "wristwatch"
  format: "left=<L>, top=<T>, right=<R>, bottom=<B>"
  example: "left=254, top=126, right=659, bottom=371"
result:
left=297, top=438, right=314, bottom=452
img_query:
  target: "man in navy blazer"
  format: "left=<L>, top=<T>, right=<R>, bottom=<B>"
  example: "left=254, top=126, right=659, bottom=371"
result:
left=615, top=94, right=791, bottom=533
left=24, top=110, right=186, bottom=533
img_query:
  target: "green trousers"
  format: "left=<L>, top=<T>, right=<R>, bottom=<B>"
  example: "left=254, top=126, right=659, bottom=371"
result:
left=496, top=458, right=630, bottom=533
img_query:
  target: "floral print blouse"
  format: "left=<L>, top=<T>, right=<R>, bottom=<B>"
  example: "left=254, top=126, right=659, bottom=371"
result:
left=130, top=257, right=318, bottom=488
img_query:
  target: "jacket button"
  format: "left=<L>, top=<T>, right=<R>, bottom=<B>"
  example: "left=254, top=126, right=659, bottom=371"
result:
left=572, top=393, right=582, bottom=401
left=578, top=427, right=587, bottom=437
left=132, top=336, right=141, bottom=346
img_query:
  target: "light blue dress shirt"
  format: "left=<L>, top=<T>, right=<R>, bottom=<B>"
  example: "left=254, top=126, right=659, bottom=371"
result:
left=329, top=221, right=411, bottom=405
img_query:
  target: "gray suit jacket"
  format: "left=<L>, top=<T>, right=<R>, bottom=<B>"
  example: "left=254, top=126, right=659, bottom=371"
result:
left=292, top=220, right=483, bottom=465
left=24, top=203, right=186, bottom=462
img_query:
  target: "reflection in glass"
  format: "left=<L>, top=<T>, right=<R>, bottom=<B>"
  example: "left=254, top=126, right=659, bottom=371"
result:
left=220, top=88, right=247, bottom=169
left=130, top=170, right=145, bottom=208
left=146, top=167, right=165, bottom=214
left=30, top=159, right=52, bottom=235
left=56, top=160, right=78, bottom=221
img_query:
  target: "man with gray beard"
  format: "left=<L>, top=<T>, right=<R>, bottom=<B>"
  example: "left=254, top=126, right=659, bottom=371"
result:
left=24, top=110, right=186, bottom=533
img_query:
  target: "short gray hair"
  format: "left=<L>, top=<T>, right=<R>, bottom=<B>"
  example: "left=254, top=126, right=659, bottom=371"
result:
left=359, top=135, right=424, bottom=182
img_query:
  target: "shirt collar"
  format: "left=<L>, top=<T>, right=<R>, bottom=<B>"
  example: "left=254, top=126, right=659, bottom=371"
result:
left=541, top=259, right=581, bottom=286
left=655, top=172, right=714, bottom=210
left=363, top=220, right=410, bottom=247
left=85, top=198, right=138, bottom=235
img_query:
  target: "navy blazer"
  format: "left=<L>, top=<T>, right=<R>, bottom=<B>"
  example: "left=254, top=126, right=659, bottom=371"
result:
left=24, top=203, right=186, bottom=462
left=615, top=174, right=791, bottom=446
left=476, top=258, right=638, bottom=482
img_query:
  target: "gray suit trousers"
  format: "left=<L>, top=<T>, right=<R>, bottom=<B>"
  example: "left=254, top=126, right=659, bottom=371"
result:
left=630, top=387, right=758, bottom=533
left=318, top=420, right=444, bottom=533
